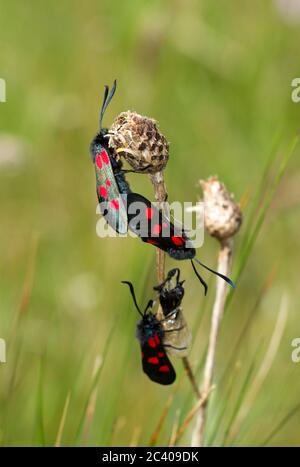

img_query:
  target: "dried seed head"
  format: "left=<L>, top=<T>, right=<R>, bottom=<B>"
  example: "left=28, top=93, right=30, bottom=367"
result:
left=108, top=111, right=169, bottom=174
left=200, top=176, right=242, bottom=240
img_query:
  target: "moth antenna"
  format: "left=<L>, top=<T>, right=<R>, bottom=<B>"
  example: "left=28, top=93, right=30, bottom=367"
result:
left=121, top=280, right=143, bottom=317
left=100, top=79, right=117, bottom=130
left=107, top=79, right=117, bottom=106
left=193, top=258, right=236, bottom=288
left=191, top=260, right=208, bottom=296
left=99, top=85, right=109, bottom=130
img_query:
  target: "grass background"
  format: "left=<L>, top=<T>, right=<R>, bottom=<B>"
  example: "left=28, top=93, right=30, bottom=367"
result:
left=0, top=0, right=300, bottom=446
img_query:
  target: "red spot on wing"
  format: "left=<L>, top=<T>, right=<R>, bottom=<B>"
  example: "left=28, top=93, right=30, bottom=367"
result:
left=95, top=154, right=103, bottom=169
left=99, top=186, right=108, bottom=198
left=154, top=335, right=160, bottom=345
left=148, top=337, right=156, bottom=348
left=159, top=365, right=170, bottom=373
left=110, top=199, right=120, bottom=210
left=152, top=224, right=162, bottom=235
left=146, top=207, right=154, bottom=219
left=158, top=352, right=164, bottom=358
left=147, top=239, right=159, bottom=246
left=171, top=235, right=185, bottom=246
left=148, top=357, right=159, bottom=365
left=101, top=150, right=109, bottom=165
left=106, top=179, right=111, bottom=187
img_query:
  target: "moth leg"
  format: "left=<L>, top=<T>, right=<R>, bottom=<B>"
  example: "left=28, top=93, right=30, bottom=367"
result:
left=120, top=165, right=152, bottom=174
left=164, top=343, right=187, bottom=351
left=163, top=326, right=185, bottom=333
left=159, top=309, right=180, bottom=323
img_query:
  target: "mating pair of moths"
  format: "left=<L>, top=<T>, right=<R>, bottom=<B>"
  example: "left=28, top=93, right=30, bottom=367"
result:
left=90, top=80, right=235, bottom=385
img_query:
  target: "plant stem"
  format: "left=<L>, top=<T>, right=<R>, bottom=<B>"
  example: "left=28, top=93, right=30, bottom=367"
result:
left=182, top=358, right=201, bottom=398
left=174, top=385, right=214, bottom=445
left=149, top=171, right=167, bottom=320
left=149, top=171, right=200, bottom=398
left=191, top=238, right=233, bottom=447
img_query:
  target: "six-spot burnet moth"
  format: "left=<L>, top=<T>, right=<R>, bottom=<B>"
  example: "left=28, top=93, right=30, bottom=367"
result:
left=154, top=268, right=192, bottom=358
left=126, top=192, right=235, bottom=295
left=90, top=81, right=236, bottom=295
left=122, top=280, right=177, bottom=385
left=90, top=80, right=130, bottom=234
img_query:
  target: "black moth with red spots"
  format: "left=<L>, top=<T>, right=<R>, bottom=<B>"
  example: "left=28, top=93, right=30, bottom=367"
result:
left=137, top=312, right=176, bottom=385
left=126, top=192, right=235, bottom=295
left=90, top=80, right=132, bottom=234
left=122, top=281, right=176, bottom=385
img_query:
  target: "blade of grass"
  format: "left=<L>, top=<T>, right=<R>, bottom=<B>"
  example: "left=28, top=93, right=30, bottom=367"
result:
left=205, top=360, right=242, bottom=446
left=110, top=417, right=126, bottom=445
left=129, top=426, right=142, bottom=447
left=182, top=357, right=201, bottom=398
left=149, top=392, right=175, bottom=447
left=6, top=234, right=39, bottom=395
left=149, top=363, right=196, bottom=446
left=242, top=130, right=282, bottom=240
left=220, top=265, right=277, bottom=386
left=221, top=343, right=262, bottom=446
left=206, top=267, right=276, bottom=445
left=172, top=386, right=214, bottom=445
left=179, top=339, right=209, bottom=428
left=228, top=134, right=298, bottom=301
left=54, top=391, right=71, bottom=447
left=191, top=274, right=213, bottom=336
left=75, top=319, right=117, bottom=445
left=81, top=356, right=103, bottom=446
left=169, top=409, right=181, bottom=447
left=178, top=348, right=207, bottom=430
left=260, top=402, right=300, bottom=447
left=207, top=343, right=264, bottom=446
left=227, top=294, right=289, bottom=445
left=14, top=233, right=39, bottom=322
left=36, top=357, right=46, bottom=446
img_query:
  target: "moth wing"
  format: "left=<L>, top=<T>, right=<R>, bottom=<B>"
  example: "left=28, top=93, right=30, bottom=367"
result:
left=161, top=308, right=192, bottom=358
left=94, top=149, right=128, bottom=234
left=126, top=192, right=192, bottom=253
left=141, top=336, right=176, bottom=385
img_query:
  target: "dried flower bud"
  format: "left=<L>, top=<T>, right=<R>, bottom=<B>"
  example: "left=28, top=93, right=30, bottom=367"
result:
left=108, top=111, right=169, bottom=174
left=200, top=176, right=242, bottom=240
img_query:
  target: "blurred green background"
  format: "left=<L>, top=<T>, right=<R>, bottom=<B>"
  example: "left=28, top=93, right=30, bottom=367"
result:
left=1, top=0, right=300, bottom=446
